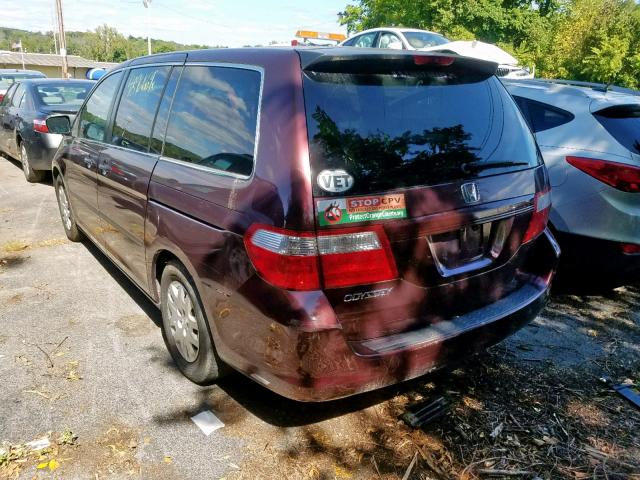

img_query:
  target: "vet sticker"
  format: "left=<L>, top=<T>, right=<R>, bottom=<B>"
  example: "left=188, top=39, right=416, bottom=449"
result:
left=316, top=169, right=354, bottom=193
left=317, top=194, right=407, bottom=226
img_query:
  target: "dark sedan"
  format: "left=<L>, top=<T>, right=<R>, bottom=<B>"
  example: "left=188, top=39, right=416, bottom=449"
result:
left=0, top=79, right=93, bottom=182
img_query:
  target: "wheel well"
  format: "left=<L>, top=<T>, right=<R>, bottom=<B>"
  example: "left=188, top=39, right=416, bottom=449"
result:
left=154, top=250, right=181, bottom=285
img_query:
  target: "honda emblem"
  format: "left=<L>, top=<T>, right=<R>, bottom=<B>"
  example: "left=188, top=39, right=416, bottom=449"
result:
left=461, top=182, right=480, bottom=204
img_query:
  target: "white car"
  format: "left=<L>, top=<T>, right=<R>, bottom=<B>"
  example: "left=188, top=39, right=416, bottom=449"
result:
left=503, top=79, right=640, bottom=290
left=340, top=27, right=533, bottom=79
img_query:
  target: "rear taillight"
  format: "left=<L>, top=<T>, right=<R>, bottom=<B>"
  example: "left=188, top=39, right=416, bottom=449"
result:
left=244, top=224, right=398, bottom=291
left=566, top=156, right=640, bottom=193
left=0, top=94, right=4, bottom=103
left=522, top=190, right=551, bottom=243
left=33, top=119, right=49, bottom=133
left=621, top=243, right=640, bottom=255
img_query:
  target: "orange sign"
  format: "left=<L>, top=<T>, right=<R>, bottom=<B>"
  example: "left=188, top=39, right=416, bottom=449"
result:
left=295, top=30, right=347, bottom=42
left=346, top=195, right=406, bottom=214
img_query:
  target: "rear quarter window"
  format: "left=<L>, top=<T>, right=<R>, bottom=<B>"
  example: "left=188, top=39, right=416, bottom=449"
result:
left=11, top=84, right=25, bottom=107
left=593, top=104, right=640, bottom=155
left=162, top=65, right=261, bottom=177
left=513, top=96, right=574, bottom=133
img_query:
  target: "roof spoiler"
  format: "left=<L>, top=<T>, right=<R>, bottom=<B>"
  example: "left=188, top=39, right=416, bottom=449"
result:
left=300, top=50, right=498, bottom=77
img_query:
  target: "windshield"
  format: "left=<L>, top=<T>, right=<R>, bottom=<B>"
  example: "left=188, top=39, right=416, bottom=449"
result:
left=304, top=70, right=539, bottom=196
left=35, top=83, right=91, bottom=107
left=0, top=73, right=45, bottom=89
left=403, top=31, right=449, bottom=49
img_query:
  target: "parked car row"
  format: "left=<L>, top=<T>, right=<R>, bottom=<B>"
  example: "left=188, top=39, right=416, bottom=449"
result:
left=0, top=46, right=636, bottom=402
left=0, top=68, right=46, bottom=102
left=0, top=78, right=93, bottom=182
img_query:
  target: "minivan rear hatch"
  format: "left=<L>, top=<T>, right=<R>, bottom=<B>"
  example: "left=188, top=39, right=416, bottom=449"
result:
left=300, top=50, right=549, bottom=340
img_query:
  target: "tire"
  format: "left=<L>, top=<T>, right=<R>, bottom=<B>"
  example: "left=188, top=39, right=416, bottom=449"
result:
left=160, top=261, right=229, bottom=384
left=54, top=175, right=84, bottom=242
left=20, top=143, right=46, bottom=183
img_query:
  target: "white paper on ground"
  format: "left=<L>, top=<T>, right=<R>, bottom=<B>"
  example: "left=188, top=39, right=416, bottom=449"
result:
left=191, top=410, right=224, bottom=436
left=26, top=438, right=51, bottom=451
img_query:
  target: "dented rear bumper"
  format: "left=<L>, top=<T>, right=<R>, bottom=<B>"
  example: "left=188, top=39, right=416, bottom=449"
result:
left=214, top=229, right=559, bottom=402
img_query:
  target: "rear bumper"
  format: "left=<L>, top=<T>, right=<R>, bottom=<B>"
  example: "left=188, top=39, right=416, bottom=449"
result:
left=215, top=229, right=559, bottom=402
left=25, top=134, right=61, bottom=170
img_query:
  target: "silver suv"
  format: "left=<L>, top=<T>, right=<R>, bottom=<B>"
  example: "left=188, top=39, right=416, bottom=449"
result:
left=504, top=79, right=640, bottom=291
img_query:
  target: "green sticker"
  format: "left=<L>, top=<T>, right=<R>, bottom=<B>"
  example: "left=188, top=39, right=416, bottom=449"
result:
left=317, top=194, right=407, bottom=226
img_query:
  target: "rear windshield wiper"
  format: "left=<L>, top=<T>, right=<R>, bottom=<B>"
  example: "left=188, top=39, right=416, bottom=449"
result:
left=461, top=161, right=529, bottom=174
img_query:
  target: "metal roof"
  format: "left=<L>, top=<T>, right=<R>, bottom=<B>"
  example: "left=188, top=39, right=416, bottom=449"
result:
left=0, top=51, right=116, bottom=69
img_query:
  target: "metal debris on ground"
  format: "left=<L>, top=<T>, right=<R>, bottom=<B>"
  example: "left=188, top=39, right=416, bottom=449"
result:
left=401, top=396, right=449, bottom=428
left=600, top=376, right=640, bottom=409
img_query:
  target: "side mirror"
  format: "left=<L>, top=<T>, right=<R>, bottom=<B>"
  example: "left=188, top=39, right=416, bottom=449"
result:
left=46, top=115, right=71, bottom=135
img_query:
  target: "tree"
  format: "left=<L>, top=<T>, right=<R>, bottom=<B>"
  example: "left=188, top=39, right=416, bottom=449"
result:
left=338, top=0, right=640, bottom=88
left=0, top=26, right=215, bottom=62
left=80, top=25, right=128, bottom=62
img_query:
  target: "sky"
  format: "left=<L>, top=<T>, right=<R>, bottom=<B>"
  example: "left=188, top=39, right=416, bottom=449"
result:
left=1, top=0, right=350, bottom=47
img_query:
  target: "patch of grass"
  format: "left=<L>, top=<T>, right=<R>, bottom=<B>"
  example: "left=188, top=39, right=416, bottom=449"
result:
left=58, top=429, right=77, bottom=446
left=2, top=241, right=30, bottom=253
left=36, top=238, right=68, bottom=248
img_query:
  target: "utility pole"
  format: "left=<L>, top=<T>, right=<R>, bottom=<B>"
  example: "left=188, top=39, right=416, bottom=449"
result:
left=51, top=2, right=58, bottom=55
left=55, top=0, right=68, bottom=78
left=143, top=0, right=152, bottom=56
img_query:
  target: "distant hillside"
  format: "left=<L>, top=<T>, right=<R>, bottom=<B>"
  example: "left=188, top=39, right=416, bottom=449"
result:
left=0, top=25, right=224, bottom=62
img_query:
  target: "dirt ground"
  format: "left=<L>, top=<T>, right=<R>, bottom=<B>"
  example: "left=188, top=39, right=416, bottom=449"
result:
left=0, top=156, right=639, bottom=480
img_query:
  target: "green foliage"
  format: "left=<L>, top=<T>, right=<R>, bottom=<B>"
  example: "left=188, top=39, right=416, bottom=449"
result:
left=339, top=0, right=640, bottom=88
left=0, top=25, right=217, bottom=63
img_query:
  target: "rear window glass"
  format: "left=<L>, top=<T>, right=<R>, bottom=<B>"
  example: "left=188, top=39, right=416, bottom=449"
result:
left=35, top=83, right=91, bottom=106
left=593, top=104, right=640, bottom=155
left=0, top=73, right=45, bottom=89
left=403, top=32, right=449, bottom=48
left=304, top=70, right=539, bottom=196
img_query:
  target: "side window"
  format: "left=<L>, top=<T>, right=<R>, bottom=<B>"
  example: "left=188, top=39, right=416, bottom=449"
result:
left=110, top=66, right=170, bottom=152
left=19, top=90, right=29, bottom=109
left=378, top=32, right=403, bottom=49
left=342, top=37, right=356, bottom=47
left=11, top=84, right=25, bottom=107
left=513, top=95, right=574, bottom=133
left=353, top=32, right=377, bottom=48
left=78, top=72, right=122, bottom=142
left=163, top=65, right=261, bottom=177
left=1, top=84, right=17, bottom=106
left=150, top=67, right=181, bottom=154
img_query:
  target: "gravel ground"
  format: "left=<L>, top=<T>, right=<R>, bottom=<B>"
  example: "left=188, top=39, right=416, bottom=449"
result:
left=0, top=156, right=638, bottom=480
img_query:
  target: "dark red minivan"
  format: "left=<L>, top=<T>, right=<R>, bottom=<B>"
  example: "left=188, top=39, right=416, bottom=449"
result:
left=47, top=48, right=559, bottom=401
